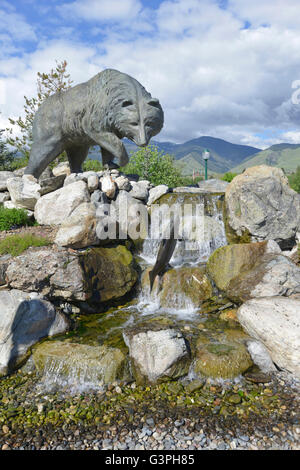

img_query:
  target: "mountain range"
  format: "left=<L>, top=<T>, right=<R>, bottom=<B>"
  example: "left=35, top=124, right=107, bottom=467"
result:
left=88, top=136, right=300, bottom=175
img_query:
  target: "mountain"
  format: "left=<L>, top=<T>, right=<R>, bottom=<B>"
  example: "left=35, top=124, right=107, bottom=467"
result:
left=230, top=143, right=300, bottom=174
left=88, top=136, right=260, bottom=174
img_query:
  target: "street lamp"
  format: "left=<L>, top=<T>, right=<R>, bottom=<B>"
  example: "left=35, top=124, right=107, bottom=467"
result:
left=203, top=149, right=210, bottom=181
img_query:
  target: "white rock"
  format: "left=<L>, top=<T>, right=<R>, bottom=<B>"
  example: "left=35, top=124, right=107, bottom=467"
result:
left=101, top=175, right=117, bottom=199
left=246, top=340, right=277, bottom=373
left=0, top=289, right=68, bottom=376
left=87, top=174, right=99, bottom=192
left=0, top=171, right=14, bottom=191
left=237, top=296, right=300, bottom=377
left=52, top=162, right=71, bottom=177
left=3, top=200, right=33, bottom=217
left=114, top=175, right=132, bottom=191
left=129, top=181, right=149, bottom=201
left=6, top=175, right=41, bottom=210
left=147, top=185, right=169, bottom=205
left=34, top=180, right=90, bottom=225
left=63, top=173, right=82, bottom=186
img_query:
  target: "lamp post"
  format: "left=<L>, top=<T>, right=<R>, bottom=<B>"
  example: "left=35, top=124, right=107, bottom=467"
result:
left=203, top=149, right=210, bottom=180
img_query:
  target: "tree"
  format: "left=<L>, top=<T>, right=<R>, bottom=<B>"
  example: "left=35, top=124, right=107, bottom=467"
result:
left=6, top=60, right=73, bottom=161
left=122, top=145, right=183, bottom=187
left=288, top=166, right=300, bottom=193
left=0, top=128, right=16, bottom=171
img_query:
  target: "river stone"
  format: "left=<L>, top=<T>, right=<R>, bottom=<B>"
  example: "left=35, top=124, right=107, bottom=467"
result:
left=193, top=329, right=253, bottom=378
left=123, top=326, right=191, bottom=384
left=0, top=289, right=69, bottom=376
left=237, top=296, right=300, bottom=377
left=32, top=341, right=130, bottom=385
left=55, top=202, right=99, bottom=249
left=0, top=171, right=14, bottom=191
left=207, top=240, right=281, bottom=292
left=226, top=253, right=300, bottom=303
left=246, top=340, right=277, bottom=373
left=6, top=175, right=41, bottom=210
left=52, top=162, right=71, bottom=177
left=147, top=184, right=169, bottom=206
left=225, top=165, right=300, bottom=249
left=38, top=174, right=66, bottom=196
left=34, top=180, right=90, bottom=225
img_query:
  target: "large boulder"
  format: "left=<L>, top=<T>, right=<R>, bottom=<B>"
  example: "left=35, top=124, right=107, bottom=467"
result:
left=5, top=245, right=138, bottom=305
left=0, top=289, right=69, bottom=376
left=123, top=325, right=191, bottom=384
left=207, top=240, right=281, bottom=291
left=225, top=165, right=300, bottom=249
left=55, top=202, right=99, bottom=249
left=237, top=297, right=300, bottom=377
left=32, top=341, right=130, bottom=386
left=34, top=180, right=90, bottom=225
left=7, top=175, right=41, bottom=210
left=226, top=254, right=300, bottom=303
left=0, top=171, right=14, bottom=191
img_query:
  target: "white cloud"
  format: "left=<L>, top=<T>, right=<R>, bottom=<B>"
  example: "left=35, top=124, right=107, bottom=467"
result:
left=59, top=0, right=142, bottom=22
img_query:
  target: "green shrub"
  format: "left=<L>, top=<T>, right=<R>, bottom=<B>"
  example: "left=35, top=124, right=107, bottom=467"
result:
left=0, top=233, right=50, bottom=257
left=0, top=207, right=35, bottom=231
left=83, top=158, right=103, bottom=172
left=221, top=172, right=238, bottom=183
left=288, top=166, right=300, bottom=193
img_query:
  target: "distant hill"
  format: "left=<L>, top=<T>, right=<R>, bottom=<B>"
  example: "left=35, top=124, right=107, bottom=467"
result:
left=230, top=143, right=300, bottom=174
left=88, top=136, right=260, bottom=174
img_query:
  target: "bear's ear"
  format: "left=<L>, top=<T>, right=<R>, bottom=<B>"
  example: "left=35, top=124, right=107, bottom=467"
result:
left=121, top=99, right=134, bottom=107
left=148, top=98, right=160, bottom=108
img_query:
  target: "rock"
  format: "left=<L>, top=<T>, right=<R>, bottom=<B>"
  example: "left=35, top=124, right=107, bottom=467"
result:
left=52, top=162, right=71, bottom=177
left=13, top=168, right=26, bottom=177
left=39, top=167, right=54, bottom=181
left=5, top=245, right=138, bottom=304
left=87, top=174, right=99, bottom=192
left=101, top=174, right=117, bottom=199
left=123, top=325, right=190, bottom=384
left=225, top=165, right=300, bottom=249
left=32, top=341, right=130, bottom=385
left=114, top=175, right=132, bottom=191
left=197, top=179, right=229, bottom=193
left=90, top=189, right=109, bottom=208
left=126, top=173, right=140, bottom=182
left=219, top=309, right=238, bottom=322
left=63, top=173, right=82, bottom=186
left=55, top=202, right=99, bottom=249
left=0, top=255, right=11, bottom=285
left=0, top=192, right=10, bottom=204
left=0, top=289, right=69, bottom=376
left=141, top=266, right=213, bottom=308
left=129, top=181, right=149, bottom=201
left=226, top=254, right=300, bottom=303
left=6, top=175, right=41, bottom=210
left=38, top=175, right=66, bottom=196
left=237, top=296, right=300, bottom=377
left=193, top=329, right=253, bottom=378
left=3, top=201, right=34, bottom=218
left=0, top=171, right=14, bottom=191
left=111, top=190, right=149, bottom=240
left=246, top=340, right=277, bottom=373
left=34, top=180, right=90, bottom=225
left=207, top=241, right=281, bottom=291
left=147, top=185, right=169, bottom=205
left=185, top=378, right=205, bottom=393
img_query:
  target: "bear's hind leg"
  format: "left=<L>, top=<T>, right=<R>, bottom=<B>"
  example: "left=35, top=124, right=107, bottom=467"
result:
left=66, top=145, right=89, bottom=174
left=25, top=139, right=64, bottom=179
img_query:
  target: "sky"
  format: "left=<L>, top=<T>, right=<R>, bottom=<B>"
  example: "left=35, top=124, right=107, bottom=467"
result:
left=1, top=0, right=300, bottom=149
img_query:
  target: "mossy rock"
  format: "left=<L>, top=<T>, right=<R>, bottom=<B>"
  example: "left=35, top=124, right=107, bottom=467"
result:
left=32, top=340, right=131, bottom=384
left=193, top=329, right=253, bottom=379
left=206, top=241, right=270, bottom=291
left=223, top=204, right=251, bottom=244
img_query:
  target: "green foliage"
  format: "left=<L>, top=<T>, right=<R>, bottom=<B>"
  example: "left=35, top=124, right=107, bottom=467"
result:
left=122, top=145, right=184, bottom=187
left=0, top=128, right=16, bottom=170
left=0, top=233, right=50, bottom=257
left=6, top=60, right=73, bottom=162
left=82, top=159, right=103, bottom=172
left=288, top=166, right=300, bottom=193
left=222, top=172, right=238, bottom=183
left=0, top=207, right=35, bottom=231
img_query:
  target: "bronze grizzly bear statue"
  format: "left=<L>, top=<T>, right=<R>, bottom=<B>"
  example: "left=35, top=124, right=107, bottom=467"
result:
left=25, top=69, right=164, bottom=178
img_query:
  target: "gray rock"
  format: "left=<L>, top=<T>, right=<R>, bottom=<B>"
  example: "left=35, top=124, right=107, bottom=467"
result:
left=0, top=254, right=11, bottom=285
left=123, top=327, right=190, bottom=384
left=87, top=174, right=99, bottom=192
left=34, top=180, right=90, bottom=225
left=0, top=192, right=10, bottom=204
left=13, top=168, right=26, bottom=177
left=38, top=174, right=66, bottom=196
left=197, top=178, right=229, bottom=193
left=0, top=289, right=69, bottom=376
left=114, top=175, right=132, bottom=191
left=237, top=296, right=300, bottom=377
left=7, top=175, right=41, bottom=210
left=225, top=165, right=300, bottom=249
left=24, top=69, right=163, bottom=178
left=52, top=162, right=71, bottom=177
left=0, top=171, right=14, bottom=191
left=129, top=181, right=149, bottom=201
left=111, top=190, right=148, bottom=240
left=90, top=189, right=108, bottom=207
left=147, top=184, right=169, bottom=205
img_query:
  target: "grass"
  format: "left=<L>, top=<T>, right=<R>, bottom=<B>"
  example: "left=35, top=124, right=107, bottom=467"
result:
left=0, top=207, right=35, bottom=231
left=0, top=234, right=51, bottom=257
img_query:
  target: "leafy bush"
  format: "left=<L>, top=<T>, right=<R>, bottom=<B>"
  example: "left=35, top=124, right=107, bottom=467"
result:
left=0, top=207, right=35, bottom=231
left=221, top=172, right=238, bottom=182
left=122, top=145, right=183, bottom=187
left=83, top=158, right=103, bottom=172
left=0, top=234, right=50, bottom=257
left=288, top=166, right=300, bottom=193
